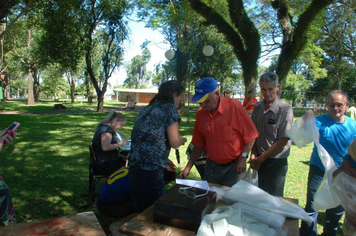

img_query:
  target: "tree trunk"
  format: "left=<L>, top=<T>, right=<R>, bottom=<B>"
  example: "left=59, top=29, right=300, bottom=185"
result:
left=27, top=65, right=34, bottom=105
left=33, top=67, right=40, bottom=102
left=96, top=90, right=104, bottom=113
left=4, top=73, right=10, bottom=100
left=70, top=72, right=75, bottom=103
left=27, top=29, right=34, bottom=105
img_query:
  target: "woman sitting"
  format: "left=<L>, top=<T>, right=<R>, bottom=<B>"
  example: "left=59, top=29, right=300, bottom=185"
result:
left=92, top=111, right=129, bottom=176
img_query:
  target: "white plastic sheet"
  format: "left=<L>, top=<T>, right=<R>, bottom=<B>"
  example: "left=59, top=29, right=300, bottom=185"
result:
left=286, top=110, right=339, bottom=210
left=221, top=180, right=312, bottom=226
left=286, top=110, right=318, bottom=149
left=238, top=166, right=258, bottom=187
left=231, top=202, right=286, bottom=229
left=331, top=172, right=356, bottom=236
left=197, top=206, right=278, bottom=236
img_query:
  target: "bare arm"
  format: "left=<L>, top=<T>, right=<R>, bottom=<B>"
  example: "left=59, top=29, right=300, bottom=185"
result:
left=333, top=159, right=356, bottom=178
left=101, top=132, right=128, bottom=151
left=179, top=145, right=204, bottom=178
left=248, top=137, right=289, bottom=170
left=167, top=121, right=186, bottom=149
left=235, top=138, right=256, bottom=173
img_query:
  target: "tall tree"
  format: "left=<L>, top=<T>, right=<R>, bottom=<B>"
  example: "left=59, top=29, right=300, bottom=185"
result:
left=187, top=0, right=334, bottom=93
left=124, top=48, right=151, bottom=88
left=40, top=0, right=130, bottom=112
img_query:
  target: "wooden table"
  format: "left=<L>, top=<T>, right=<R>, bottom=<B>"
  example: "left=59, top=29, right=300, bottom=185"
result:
left=119, top=186, right=300, bottom=236
left=0, top=211, right=106, bottom=236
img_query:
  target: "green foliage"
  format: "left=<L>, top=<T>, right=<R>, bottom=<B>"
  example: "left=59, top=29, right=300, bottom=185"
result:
left=124, top=48, right=151, bottom=88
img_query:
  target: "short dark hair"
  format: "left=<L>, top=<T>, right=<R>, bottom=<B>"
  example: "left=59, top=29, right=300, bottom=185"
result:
left=248, top=90, right=253, bottom=94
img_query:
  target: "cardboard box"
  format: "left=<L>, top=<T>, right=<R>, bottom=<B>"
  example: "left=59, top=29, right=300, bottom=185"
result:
left=154, top=184, right=216, bottom=231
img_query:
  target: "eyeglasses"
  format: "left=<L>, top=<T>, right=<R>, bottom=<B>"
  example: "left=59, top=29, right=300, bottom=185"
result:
left=178, top=184, right=210, bottom=199
left=328, top=103, right=345, bottom=109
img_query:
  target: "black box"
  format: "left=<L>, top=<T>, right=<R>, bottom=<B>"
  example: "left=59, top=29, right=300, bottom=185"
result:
left=154, top=184, right=216, bottom=231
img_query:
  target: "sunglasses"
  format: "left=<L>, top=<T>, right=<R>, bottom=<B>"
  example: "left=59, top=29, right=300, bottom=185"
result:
left=178, top=184, right=210, bottom=199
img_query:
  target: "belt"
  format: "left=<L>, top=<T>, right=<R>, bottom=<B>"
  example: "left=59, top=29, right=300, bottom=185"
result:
left=218, top=158, right=237, bottom=167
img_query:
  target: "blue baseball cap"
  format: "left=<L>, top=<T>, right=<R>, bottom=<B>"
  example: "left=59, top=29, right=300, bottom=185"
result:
left=191, top=77, right=217, bottom=103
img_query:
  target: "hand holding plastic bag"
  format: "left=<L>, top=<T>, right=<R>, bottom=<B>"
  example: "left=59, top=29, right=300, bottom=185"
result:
left=238, top=166, right=258, bottom=187
left=331, top=172, right=356, bottom=236
left=287, top=110, right=339, bottom=210
left=286, top=110, right=318, bottom=148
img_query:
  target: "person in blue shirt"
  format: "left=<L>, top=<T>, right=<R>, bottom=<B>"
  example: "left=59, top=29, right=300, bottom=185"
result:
left=97, top=167, right=176, bottom=218
left=300, top=90, right=356, bottom=236
left=129, top=80, right=186, bottom=212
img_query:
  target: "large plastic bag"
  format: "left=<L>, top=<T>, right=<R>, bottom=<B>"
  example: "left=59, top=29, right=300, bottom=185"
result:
left=238, top=166, right=258, bottom=187
left=331, top=172, right=356, bottom=236
left=197, top=206, right=278, bottom=236
left=286, top=110, right=339, bottom=210
left=313, top=143, right=339, bottom=210
left=221, top=180, right=312, bottom=226
left=286, top=110, right=319, bottom=148
left=231, top=202, right=286, bottom=229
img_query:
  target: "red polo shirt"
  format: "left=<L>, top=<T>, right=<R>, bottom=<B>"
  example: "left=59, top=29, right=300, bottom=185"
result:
left=192, top=97, right=259, bottom=164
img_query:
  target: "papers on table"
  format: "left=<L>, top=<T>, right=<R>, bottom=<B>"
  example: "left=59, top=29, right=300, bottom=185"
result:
left=175, top=179, right=210, bottom=190
left=117, top=133, right=131, bottom=151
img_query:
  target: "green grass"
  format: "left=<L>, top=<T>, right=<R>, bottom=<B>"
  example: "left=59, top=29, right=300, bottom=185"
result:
left=0, top=100, right=342, bottom=235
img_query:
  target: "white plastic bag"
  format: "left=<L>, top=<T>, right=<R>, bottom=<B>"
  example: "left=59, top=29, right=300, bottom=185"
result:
left=287, top=110, right=318, bottom=148
left=287, top=110, right=339, bottom=210
left=221, top=180, right=312, bottom=226
left=238, top=166, right=258, bottom=187
left=313, top=143, right=339, bottom=210
left=331, top=172, right=356, bottom=236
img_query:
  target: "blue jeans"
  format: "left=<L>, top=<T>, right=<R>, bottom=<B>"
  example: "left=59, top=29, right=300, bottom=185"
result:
left=129, top=165, right=164, bottom=212
left=300, top=165, right=344, bottom=236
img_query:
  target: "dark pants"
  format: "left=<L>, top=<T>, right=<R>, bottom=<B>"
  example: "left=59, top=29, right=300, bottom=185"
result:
left=96, top=198, right=137, bottom=218
left=204, top=158, right=239, bottom=187
left=93, top=158, right=126, bottom=176
left=300, top=164, right=344, bottom=236
left=129, top=165, right=164, bottom=212
left=195, top=164, right=205, bottom=180
left=258, top=158, right=288, bottom=197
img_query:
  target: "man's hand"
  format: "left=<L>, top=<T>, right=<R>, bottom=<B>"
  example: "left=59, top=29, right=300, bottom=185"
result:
left=167, top=159, right=176, bottom=172
left=235, top=157, right=247, bottom=174
left=346, top=213, right=356, bottom=227
left=248, top=154, right=263, bottom=170
left=333, top=159, right=356, bottom=178
left=178, top=167, right=191, bottom=179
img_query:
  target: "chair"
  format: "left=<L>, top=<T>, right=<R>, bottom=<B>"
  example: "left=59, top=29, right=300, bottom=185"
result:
left=123, top=102, right=137, bottom=111
left=88, top=143, right=109, bottom=205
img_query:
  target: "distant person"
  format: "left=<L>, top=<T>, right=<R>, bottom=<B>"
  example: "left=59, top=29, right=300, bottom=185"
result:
left=300, top=90, right=356, bottom=236
left=185, top=142, right=208, bottom=179
left=249, top=72, right=293, bottom=197
left=92, top=111, right=129, bottom=176
left=243, top=90, right=258, bottom=115
left=129, top=80, right=186, bottom=212
left=97, top=166, right=176, bottom=218
left=223, top=88, right=232, bottom=98
left=0, top=126, right=17, bottom=226
left=179, top=77, right=259, bottom=187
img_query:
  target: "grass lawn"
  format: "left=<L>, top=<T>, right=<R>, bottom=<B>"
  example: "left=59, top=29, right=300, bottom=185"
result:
left=0, top=100, right=343, bottom=235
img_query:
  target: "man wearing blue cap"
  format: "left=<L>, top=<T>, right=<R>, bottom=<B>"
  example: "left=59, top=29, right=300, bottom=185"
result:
left=179, top=77, right=259, bottom=187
